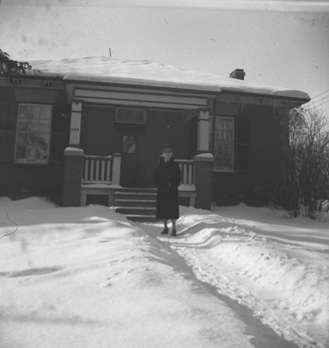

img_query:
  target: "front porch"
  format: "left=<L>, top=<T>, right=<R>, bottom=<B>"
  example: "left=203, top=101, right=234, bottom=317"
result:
left=62, top=88, right=216, bottom=212
left=81, top=151, right=196, bottom=205
left=62, top=147, right=214, bottom=218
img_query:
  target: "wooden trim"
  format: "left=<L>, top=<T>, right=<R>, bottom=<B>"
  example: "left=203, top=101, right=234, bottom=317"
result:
left=74, top=84, right=213, bottom=98
left=75, top=88, right=207, bottom=106
left=114, top=107, right=147, bottom=125
left=65, top=76, right=220, bottom=95
left=197, top=110, right=210, bottom=152
left=72, top=101, right=82, bottom=112
left=65, top=83, right=214, bottom=107
left=82, top=101, right=197, bottom=113
left=75, top=97, right=202, bottom=110
left=69, top=101, right=82, bottom=145
left=0, top=76, right=63, bottom=90
left=216, top=92, right=308, bottom=108
left=74, top=87, right=208, bottom=110
left=212, top=168, right=235, bottom=173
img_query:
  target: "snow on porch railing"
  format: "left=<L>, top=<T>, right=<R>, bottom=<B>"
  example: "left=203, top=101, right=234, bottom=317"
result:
left=176, top=159, right=195, bottom=186
left=82, top=154, right=112, bottom=184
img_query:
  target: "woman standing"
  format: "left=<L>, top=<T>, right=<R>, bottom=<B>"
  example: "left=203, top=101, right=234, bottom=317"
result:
left=154, top=147, right=181, bottom=236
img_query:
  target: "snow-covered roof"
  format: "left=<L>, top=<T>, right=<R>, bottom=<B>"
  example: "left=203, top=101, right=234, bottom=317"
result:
left=29, top=56, right=310, bottom=101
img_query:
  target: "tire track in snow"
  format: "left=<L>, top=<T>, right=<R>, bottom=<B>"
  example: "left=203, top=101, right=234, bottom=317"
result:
left=157, top=220, right=328, bottom=348
left=140, top=222, right=300, bottom=348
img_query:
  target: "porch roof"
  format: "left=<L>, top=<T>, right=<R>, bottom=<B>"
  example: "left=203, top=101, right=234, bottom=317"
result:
left=29, top=56, right=310, bottom=102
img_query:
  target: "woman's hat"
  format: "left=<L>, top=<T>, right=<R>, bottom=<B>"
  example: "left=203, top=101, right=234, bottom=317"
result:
left=163, top=146, right=173, bottom=153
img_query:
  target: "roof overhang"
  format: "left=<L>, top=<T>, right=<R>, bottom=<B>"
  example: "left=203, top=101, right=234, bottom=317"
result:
left=62, top=72, right=310, bottom=103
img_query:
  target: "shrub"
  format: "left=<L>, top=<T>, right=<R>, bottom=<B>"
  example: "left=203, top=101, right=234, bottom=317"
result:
left=276, top=106, right=329, bottom=217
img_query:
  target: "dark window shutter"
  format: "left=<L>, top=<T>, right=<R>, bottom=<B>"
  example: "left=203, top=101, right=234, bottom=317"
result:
left=236, top=116, right=249, bottom=171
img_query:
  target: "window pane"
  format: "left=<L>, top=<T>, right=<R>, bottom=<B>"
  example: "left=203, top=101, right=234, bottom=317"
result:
left=214, top=117, right=234, bottom=170
left=15, top=104, right=52, bottom=164
left=17, top=117, right=31, bottom=131
left=38, top=120, right=51, bottom=132
left=39, top=105, right=52, bottom=120
left=115, top=108, right=146, bottom=124
left=19, top=104, right=37, bottom=121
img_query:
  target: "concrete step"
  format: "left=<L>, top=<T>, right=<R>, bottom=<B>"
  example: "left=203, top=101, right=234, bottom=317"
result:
left=114, top=192, right=157, bottom=200
left=114, top=188, right=157, bottom=222
left=114, top=198, right=156, bottom=207
left=126, top=214, right=157, bottom=223
left=115, top=206, right=156, bottom=215
left=116, top=187, right=156, bottom=193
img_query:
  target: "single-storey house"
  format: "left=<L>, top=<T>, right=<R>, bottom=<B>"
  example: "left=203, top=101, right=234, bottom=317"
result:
left=0, top=57, right=310, bottom=218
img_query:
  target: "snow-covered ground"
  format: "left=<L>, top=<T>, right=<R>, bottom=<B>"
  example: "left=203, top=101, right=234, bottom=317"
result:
left=148, top=205, right=329, bottom=348
left=0, top=197, right=269, bottom=348
left=0, top=197, right=328, bottom=348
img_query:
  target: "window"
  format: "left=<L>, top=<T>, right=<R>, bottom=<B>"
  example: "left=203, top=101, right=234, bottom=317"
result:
left=14, top=103, right=52, bottom=164
left=115, top=107, right=147, bottom=125
left=122, top=135, right=136, bottom=153
left=213, top=116, right=235, bottom=171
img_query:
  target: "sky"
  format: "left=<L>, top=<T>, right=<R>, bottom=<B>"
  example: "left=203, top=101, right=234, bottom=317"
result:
left=0, top=0, right=328, bottom=106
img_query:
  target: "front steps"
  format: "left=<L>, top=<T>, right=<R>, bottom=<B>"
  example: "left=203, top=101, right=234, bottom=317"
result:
left=114, top=187, right=157, bottom=222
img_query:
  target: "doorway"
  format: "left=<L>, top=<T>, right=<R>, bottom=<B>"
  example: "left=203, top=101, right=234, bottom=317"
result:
left=121, top=134, right=140, bottom=187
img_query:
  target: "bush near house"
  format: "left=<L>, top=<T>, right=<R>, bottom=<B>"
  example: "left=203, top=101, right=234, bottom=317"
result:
left=274, top=106, right=329, bottom=218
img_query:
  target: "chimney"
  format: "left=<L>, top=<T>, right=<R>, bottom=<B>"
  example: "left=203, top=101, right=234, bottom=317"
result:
left=230, top=68, right=245, bottom=80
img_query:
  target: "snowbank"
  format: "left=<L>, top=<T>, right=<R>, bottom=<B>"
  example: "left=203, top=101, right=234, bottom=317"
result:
left=0, top=197, right=255, bottom=348
left=162, top=205, right=329, bottom=348
left=1, top=197, right=327, bottom=347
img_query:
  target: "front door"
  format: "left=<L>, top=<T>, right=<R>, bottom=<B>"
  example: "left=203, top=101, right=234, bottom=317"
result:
left=121, top=134, right=140, bottom=187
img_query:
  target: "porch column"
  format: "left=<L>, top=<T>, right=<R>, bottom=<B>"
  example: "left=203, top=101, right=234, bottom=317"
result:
left=193, top=153, right=214, bottom=210
left=196, top=109, right=210, bottom=153
left=63, top=147, right=84, bottom=206
left=112, top=153, right=122, bottom=187
left=69, top=101, right=82, bottom=146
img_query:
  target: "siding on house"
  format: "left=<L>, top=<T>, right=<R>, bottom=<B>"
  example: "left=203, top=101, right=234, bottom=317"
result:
left=212, top=101, right=290, bottom=205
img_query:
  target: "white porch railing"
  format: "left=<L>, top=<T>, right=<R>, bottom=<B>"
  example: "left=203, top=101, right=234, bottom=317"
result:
left=82, top=155, right=194, bottom=186
left=80, top=154, right=195, bottom=206
left=176, top=159, right=196, bottom=206
left=176, top=159, right=195, bottom=185
left=81, top=153, right=121, bottom=206
left=82, top=154, right=113, bottom=184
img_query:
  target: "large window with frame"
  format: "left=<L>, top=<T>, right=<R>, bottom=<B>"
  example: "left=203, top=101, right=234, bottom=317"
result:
left=213, top=116, right=235, bottom=171
left=14, top=103, right=52, bottom=164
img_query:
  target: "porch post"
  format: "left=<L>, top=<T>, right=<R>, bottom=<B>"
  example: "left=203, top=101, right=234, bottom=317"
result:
left=112, top=153, right=122, bottom=187
left=196, top=109, right=210, bottom=153
left=69, top=101, right=82, bottom=146
left=63, top=147, right=84, bottom=206
left=193, top=153, right=214, bottom=210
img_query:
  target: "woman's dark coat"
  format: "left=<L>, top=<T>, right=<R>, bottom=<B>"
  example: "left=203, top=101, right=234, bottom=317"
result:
left=154, top=156, right=181, bottom=219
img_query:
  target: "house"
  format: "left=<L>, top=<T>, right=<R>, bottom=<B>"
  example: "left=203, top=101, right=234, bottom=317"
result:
left=0, top=57, right=310, bottom=214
